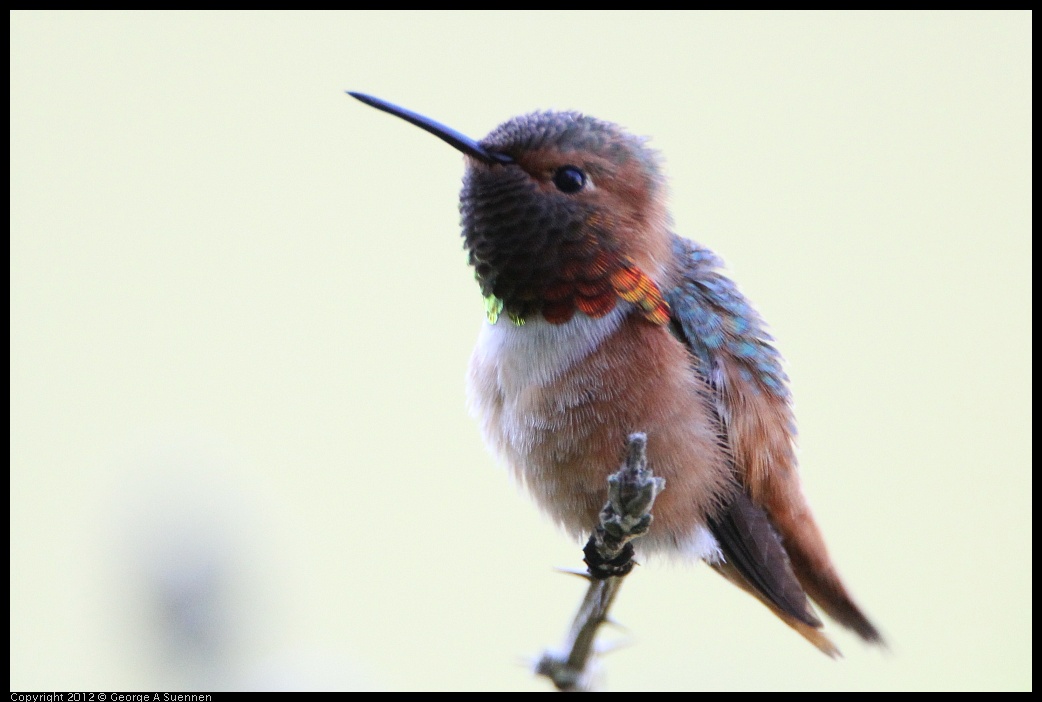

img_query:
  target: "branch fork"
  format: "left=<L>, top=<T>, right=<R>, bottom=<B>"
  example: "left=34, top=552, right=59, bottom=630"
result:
left=535, top=432, right=666, bottom=691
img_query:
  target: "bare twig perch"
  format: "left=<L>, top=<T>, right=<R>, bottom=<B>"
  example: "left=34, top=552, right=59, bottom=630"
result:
left=535, top=432, right=666, bottom=691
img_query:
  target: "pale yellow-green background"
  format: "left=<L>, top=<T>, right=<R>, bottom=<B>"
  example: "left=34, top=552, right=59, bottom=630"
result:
left=11, top=11, right=1031, bottom=691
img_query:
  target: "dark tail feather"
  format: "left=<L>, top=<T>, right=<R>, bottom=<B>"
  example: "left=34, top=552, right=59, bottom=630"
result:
left=708, top=492, right=842, bottom=655
left=721, top=484, right=885, bottom=646
left=784, top=541, right=884, bottom=644
left=710, top=560, right=840, bottom=657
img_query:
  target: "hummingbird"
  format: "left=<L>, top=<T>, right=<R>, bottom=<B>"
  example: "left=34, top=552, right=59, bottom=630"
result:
left=349, top=92, right=882, bottom=655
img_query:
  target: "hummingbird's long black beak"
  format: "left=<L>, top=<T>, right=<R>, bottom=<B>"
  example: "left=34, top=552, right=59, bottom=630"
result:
left=348, top=92, right=514, bottom=166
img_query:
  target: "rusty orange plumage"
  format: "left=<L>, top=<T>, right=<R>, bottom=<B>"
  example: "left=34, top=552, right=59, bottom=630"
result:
left=350, top=92, right=882, bottom=655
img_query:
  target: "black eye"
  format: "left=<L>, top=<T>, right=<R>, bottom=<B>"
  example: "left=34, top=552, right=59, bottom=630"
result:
left=552, top=166, right=586, bottom=193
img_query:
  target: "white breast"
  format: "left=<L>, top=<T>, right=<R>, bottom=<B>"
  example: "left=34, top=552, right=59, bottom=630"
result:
left=465, top=305, right=724, bottom=564
left=468, top=306, right=629, bottom=397
left=466, top=306, right=629, bottom=463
